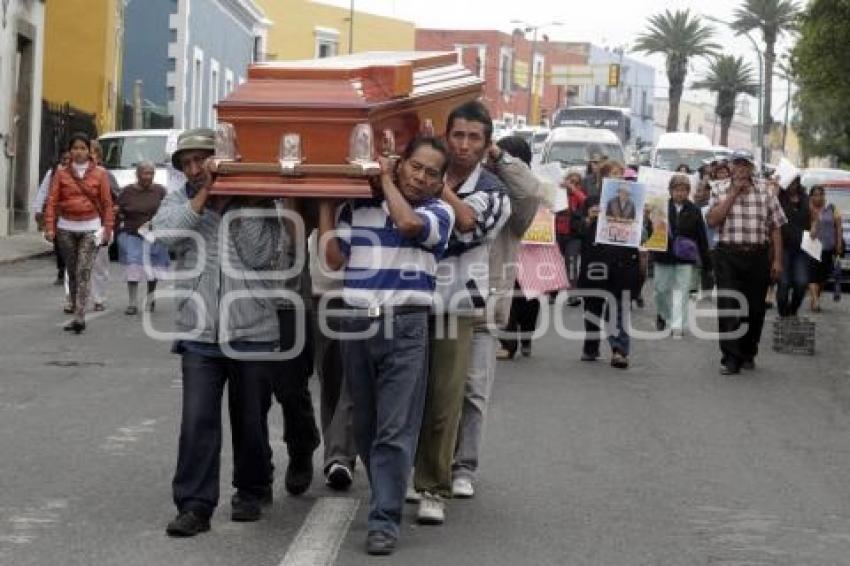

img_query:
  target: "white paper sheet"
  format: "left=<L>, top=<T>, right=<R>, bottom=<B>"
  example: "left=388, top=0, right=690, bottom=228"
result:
left=776, top=157, right=800, bottom=190
left=802, top=230, right=823, bottom=261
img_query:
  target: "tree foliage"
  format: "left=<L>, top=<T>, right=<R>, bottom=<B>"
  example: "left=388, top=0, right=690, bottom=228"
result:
left=634, top=9, right=719, bottom=132
left=792, top=0, right=850, bottom=163
left=693, top=56, right=758, bottom=145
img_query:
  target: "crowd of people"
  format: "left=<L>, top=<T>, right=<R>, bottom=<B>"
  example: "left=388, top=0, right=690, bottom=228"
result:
left=31, top=100, right=844, bottom=556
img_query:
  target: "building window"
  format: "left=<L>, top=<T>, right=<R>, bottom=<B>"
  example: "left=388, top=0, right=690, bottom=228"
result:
left=209, top=58, right=220, bottom=127
left=641, top=90, right=647, bottom=118
left=314, top=27, right=339, bottom=59
left=499, top=47, right=512, bottom=93
left=225, top=69, right=234, bottom=96
left=191, top=47, right=204, bottom=128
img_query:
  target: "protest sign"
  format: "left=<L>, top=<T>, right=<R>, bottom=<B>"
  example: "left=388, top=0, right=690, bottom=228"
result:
left=775, top=157, right=800, bottom=190
left=595, top=179, right=646, bottom=248
left=533, top=162, right=567, bottom=211
left=521, top=208, right=556, bottom=245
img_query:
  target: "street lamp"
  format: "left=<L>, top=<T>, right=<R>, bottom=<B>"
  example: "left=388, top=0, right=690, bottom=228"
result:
left=704, top=14, right=765, bottom=165
left=511, top=19, right=562, bottom=126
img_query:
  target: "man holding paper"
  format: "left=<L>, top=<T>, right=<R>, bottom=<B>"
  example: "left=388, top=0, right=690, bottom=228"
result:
left=707, top=151, right=787, bottom=375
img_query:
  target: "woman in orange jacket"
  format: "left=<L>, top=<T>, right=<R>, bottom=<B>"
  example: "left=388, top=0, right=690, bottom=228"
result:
left=44, top=133, right=114, bottom=333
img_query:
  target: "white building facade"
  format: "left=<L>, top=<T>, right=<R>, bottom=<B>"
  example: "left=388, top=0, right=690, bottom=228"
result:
left=0, top=0, right=46, bottom=236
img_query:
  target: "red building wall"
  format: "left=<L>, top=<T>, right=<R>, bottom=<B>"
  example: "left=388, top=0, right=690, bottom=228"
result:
left=416, top=29, right=586, bottom=126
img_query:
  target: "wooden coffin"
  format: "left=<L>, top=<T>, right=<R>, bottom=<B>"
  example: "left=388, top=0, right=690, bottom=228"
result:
left=211, top=51, right=484, bottom=197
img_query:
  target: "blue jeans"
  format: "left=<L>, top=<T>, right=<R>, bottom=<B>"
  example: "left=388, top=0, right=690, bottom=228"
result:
left=340, top=311, right=429, bottom=538
left=172, top=353, right=274, bottom=518
left=777, top=249, right=810, bottom=317
left=583, top=293, right=630, bottom=356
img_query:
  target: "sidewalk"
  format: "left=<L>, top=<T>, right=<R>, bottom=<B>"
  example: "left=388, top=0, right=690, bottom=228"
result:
left=0, top=232, right=54, bottom=265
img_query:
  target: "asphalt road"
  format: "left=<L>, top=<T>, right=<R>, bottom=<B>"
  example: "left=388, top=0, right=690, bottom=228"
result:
left=2, top=257, right=850, bottom=566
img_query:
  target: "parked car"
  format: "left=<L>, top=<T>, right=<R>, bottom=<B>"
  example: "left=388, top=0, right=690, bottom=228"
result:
left=651, top=132, right=716, bottom=172
left=98, top=129, right=184, bottom=192
left=540, top=126, right=625, bottom=174
left=801, top=168, right=850, bottom=191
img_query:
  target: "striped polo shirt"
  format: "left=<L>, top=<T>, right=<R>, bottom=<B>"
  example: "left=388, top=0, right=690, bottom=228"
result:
left=336, top=197, right=455, bottom=308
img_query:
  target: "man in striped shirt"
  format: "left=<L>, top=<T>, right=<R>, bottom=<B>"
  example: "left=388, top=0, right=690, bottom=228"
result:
left=318, top=137, right=454, bottom=555
left=413, top=100, right=511, bottom=526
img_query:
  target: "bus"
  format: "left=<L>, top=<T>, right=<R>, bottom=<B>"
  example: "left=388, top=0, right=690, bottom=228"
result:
left=551, top=106, right=632, bottom=147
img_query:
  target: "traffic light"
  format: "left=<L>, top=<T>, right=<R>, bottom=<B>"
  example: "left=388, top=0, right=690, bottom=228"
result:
left=608, top=64, right=621, bottom=87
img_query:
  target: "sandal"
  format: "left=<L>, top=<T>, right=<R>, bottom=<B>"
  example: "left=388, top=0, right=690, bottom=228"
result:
left=125, top=306, right=138, bottom=315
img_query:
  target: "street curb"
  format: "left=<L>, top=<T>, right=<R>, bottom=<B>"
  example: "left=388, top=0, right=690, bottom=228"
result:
left=0, top=249, right=54, bottom=267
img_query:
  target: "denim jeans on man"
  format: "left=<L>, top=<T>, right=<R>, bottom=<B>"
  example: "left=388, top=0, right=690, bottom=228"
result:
left=340, top=311, right=429, bottom=538
left=777, top=248, right=810, bottom=317
left=172, top=351, right=275, bottom=518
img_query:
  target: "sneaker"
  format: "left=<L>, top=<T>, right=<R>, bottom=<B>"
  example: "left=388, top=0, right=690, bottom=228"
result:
left=166, top=511, right=210, bottom=537
left=416, top=492, right=445, bottom=525
left=325, top=462, right=353, bottom=491
left=230, top=492, right=261, bottom=522
left=496, top=347, right=515, bottom=361
left=366, top=531, right=397, bottom=556
left=285, top=453, right=313, bottom=496
left=63, top=320, right=85, bottom=334
left=720, top=362, right=740, bottom=375
left=611, top=351, right=629, bottom=369
left=451, top=477, right=474, bottom=499
left=405, top=485, right=421, bottom=503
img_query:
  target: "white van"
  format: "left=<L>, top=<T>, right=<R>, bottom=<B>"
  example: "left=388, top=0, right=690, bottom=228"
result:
left=98, top=129, right=184, bottom=192
left=540, top=127, right=625, bottom=171
left=651, top=132, right=716, bottom=172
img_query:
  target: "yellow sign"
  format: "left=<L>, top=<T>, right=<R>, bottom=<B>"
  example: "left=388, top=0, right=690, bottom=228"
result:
left=608, top=63, right=621, bottom=87
left=521, top=208, right=556, bottom=245
left=513, top=60, right=529, bottom=88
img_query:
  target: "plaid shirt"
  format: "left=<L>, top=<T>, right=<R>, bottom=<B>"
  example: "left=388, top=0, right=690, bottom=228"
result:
left=708, top=181, right=787, bottom=245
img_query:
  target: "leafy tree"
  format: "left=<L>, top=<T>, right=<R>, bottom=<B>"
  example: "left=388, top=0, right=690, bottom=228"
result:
left=731, top=0, right=801, bottom=136
left=693, top=56, right=759, bottom=146
left=792, top=0, right=850, bottom=163
left=634, top=9, right=719, bottom=131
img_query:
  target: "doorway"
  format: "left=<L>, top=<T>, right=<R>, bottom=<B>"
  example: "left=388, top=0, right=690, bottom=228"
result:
left=11, top=31, right=35, bottom=233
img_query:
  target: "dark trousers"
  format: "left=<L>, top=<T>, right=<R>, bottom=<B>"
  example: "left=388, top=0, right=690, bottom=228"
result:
left=313, top=301, right=356, bottom=472
left=500, top=283, right=540, bottom=354
left=268, top=309, right=321, bottom=465
left=53, top=239, right=65, bottom=276
left=341, top=311, right=429, bottom=538
left=172, top=353, right=274, bottom=518
left=714, top=247, right=771, bottom=367
left=583, top=293, right=630, bottom=356
left=777, top=248, right=810, bottom=317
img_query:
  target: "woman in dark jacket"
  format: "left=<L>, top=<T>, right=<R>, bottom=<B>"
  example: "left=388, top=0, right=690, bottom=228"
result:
left=776, top=176, right=811, bottom=317
left=651, top=174, right=710, bottom=336
left=578, top=160, right=638, bottom=369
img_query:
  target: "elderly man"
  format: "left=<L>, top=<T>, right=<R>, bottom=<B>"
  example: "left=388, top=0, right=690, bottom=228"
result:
left=153, top=129, right=304, bottom=536
left=707, top=150, right=787, bottom=375
left=605, top=184, right=636, bottom=220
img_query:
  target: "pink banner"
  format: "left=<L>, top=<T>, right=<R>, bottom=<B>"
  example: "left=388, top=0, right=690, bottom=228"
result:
left=515, top=243, right=569, bottom=298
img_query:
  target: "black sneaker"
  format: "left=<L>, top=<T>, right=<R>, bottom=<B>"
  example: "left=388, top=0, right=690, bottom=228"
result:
left=285, top=454, right=314, bottom=496
left=325, top=462, right=353, bottom=491
left=166, top=511, right=210, bottom=537
left=720, top=362, right=740, bottom=375
left=231, top=492, right=261, bottom=522
left=366, top=531, right=397, bottom=556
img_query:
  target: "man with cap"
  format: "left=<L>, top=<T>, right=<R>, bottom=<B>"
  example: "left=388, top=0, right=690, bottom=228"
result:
left=152, top=129, right=309, bottom=536
left=706, top=150, right=787, bottom=375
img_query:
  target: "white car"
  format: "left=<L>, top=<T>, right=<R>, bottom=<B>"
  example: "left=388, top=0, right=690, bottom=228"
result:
left=540, top=127, right=625, bottom=173
left=651, top=132, right=716, bottom=172
left=98, top=129, right=185, bottom=192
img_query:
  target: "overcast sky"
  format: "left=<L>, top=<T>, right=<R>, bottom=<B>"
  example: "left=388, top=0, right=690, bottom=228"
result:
left=319, top=0, right=798, bottom=119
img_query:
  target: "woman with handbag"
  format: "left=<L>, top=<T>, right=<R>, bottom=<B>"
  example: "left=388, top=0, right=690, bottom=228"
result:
left=808, top=185, right=844, bottom=311
left=43, top=133, right=114, bottom=333
left=116, top=161, right=169, bottom=315
left=652, top=174, right=710, bottom=337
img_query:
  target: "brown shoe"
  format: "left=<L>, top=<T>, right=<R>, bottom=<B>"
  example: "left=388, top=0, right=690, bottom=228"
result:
left=611, top=351, right=629, bottom=369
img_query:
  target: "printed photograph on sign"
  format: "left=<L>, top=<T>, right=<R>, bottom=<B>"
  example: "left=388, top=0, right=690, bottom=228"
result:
left=596, top=179, right=646, bottom=248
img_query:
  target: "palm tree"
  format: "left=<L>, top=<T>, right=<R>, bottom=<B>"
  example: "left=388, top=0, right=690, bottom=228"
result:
left=731, top=0, right=801, bottom=137
left=634, top=9, right=719, bottom=132
left=693, top=55, right=759, bottom=146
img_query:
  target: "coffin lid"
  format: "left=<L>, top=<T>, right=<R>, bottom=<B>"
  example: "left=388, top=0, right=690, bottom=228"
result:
left=218, top=51, right=480, bottom=108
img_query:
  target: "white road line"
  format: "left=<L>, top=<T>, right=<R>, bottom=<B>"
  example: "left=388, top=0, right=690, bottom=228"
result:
left=278, top=497, right=360, bottom=566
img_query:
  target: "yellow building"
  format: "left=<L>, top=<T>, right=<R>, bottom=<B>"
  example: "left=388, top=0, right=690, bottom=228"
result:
left=256, top=0, right=414, bottom=61
left=42, top=0, right=124, bottom=133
